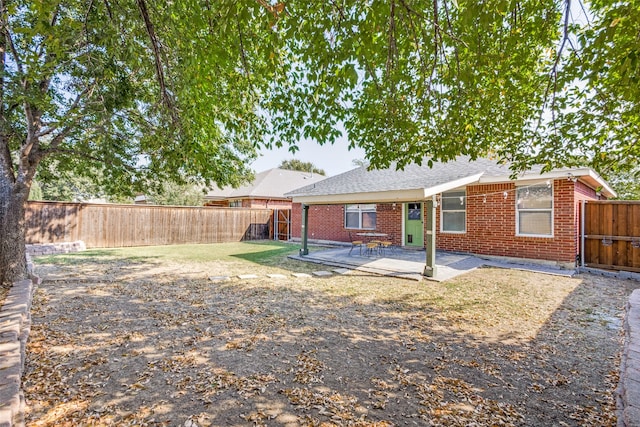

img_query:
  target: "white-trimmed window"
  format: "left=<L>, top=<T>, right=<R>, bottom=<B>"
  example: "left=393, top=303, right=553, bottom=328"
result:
left=229, top=200, right=242, bottom=207
left=516, top=184, right=553, bottom=236
left=441, top=190, right=466, bottom=233
left=345, top=204, right=376, bottom=229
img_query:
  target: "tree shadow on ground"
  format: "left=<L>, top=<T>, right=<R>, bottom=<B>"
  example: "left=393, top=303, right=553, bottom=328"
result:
left=23, top=256, right=637, bottom=426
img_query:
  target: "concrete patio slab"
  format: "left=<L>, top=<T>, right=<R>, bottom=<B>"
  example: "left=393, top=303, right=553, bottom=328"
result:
left=289, top=246, right=575, bottom=282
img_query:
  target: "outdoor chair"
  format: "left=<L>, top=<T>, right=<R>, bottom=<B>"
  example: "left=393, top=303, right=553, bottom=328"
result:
left=348, top=232, right=363, bottom=256
left=364, top=241, right=380, bottom=256
left=379, top=234, right=395, bottom=255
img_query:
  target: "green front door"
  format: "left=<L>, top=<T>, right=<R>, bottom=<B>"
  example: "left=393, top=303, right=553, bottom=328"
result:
left=405, top=202, right=424, bottom=247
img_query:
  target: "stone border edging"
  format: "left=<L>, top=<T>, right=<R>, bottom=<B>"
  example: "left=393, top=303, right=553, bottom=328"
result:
left=26, top=241, right=86, bottom=257
left=578, top=266, right=640, bottom=281
left=618, top=289, right=640, bottom=427
left=0, top=278, right=36, bottom=427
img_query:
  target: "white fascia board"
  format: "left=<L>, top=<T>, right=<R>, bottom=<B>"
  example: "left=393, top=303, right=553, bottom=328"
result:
left=421, top=173, right=484, bottom=198
left=583, top=170, right=617, bottom=198
left=291, top=189, right=427, bottom=205
left=479, top=167, right=588, bottom=183
left=479, top=168, right=616, bottom=198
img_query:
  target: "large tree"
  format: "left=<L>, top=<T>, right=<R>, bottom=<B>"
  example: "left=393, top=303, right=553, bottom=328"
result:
left=0, top=0, right=275, bottom=285
left=144, top=181, right=206, bottom=206
left=279, top=159, right=326, bottom=176
left=2, top=0, right=638, bottom=286
left=268, top=0, right=639, bottom=178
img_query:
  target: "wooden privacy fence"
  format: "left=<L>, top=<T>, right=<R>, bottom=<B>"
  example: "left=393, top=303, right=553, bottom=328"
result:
left=582, top=200, right=640, bottom=272
left=25, top=201, right=276, bottom=248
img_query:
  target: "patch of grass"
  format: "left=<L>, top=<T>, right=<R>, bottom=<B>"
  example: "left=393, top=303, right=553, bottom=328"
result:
left=36, top=241, right=301, bottom=266
left=35, top=250, right=147, bottom=266
left=230, top=242, right=300, bottom=265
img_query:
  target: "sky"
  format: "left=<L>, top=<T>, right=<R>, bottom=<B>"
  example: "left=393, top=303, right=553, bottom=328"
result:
left=250, top=137, right=366, bottom=177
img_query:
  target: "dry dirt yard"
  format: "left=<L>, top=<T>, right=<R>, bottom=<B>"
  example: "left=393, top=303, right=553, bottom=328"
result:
left=23, top=243, right=639, bottom=426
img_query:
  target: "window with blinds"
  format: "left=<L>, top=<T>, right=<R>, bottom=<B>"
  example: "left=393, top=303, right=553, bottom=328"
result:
left=441, top=190, right=466, bottom=233
left=516, top=184, right=553, bottom=236
left=345, top=204, right=376, bottom=229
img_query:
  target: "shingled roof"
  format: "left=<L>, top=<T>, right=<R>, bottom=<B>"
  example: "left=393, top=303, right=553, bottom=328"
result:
left=205, top=168, right=326, bottom=201
left=285, top=156, right=615, bottom=204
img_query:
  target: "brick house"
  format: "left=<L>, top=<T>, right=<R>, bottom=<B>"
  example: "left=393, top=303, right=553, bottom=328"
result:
left=204, top=168, right=325, bottom=209
left=286, top=157, right=616, bottom=269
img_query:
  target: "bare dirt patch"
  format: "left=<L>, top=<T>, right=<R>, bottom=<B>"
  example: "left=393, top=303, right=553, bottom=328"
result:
left=24, top=250, right=638, bottom=426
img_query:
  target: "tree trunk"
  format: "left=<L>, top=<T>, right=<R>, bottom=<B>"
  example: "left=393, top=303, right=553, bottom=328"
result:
left=0, top=180, right=29, bottom=288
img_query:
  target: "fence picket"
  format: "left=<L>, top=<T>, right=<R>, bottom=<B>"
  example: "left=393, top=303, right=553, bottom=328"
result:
left=584, top=201, right=640, bottom=272
left=24, top=201, right=284, bottom=248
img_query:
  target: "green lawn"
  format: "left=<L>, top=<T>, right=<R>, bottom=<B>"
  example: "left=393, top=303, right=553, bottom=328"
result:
left=35, top=241, right=302, bottom=266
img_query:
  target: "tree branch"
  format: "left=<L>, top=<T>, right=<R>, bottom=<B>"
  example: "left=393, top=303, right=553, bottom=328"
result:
left=136, top=0, right=178, bottom=123
left=236, top=15, right=253, bottom=90
left=255, top=0, right=285, bottom=19
left=103, top=0, right=113, bottom=20
left=204, top=0, right=216, bottom=35
left=441, top=0, right=461, bottom=82
left=0, top=4, right=23, bottom=77
left=0, top=1, right=41, bottom=164
left=386, top=0, right=397, bottom=77
left=328, top=0, right=382, bottom=94
left=36, top=84, right=95, bottom=139
left=84, top=0, right=96, bottom=53
left=47, top=146, right=138, bottom=173
left=399, top=0, right=428, bottom=74
left=537, top=0, right=571, bottom=133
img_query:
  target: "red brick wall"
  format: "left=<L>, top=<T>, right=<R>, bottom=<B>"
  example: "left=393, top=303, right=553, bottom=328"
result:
left=434, top=180, right=581, bottom=262
left=292, top=203, right=403, bottom=245
left=573, top=180, right=601, bottom=262
left=292, top=179, right=602, bottom=264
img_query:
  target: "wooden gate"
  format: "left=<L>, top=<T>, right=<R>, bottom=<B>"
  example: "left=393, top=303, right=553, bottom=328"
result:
left=274, top=209, right=291, bottom=241
left=582, top=200, right=640, bottom=272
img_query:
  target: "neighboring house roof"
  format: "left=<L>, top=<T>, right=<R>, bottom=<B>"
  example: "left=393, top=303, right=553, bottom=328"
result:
left=134, top=194, right=153, bottom=204
left=286, top=156, right=616, bottom=204
left=205, top=168, right=326, bottom=201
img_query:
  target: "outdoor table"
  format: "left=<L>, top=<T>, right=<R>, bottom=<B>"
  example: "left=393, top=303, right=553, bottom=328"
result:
left=356, top=232, right=389, bottom=255
left=356, top=232, right=388, bottom=238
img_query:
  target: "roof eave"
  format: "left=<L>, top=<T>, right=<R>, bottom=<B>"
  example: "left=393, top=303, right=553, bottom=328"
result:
left=291, top=173, right=483, bottom=204
left=291, top=189, right=428, bottom=205
left=479, top=168, right=616, bottom=198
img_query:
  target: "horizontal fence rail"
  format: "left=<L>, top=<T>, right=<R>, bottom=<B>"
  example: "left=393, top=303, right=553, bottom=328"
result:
left=583, top=200, right=640, bottom=273
left=25, top=201, right=277, bottom=248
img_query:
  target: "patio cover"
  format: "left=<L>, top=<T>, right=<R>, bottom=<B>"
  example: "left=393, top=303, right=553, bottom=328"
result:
left=286, top=156, right=615, bottom=204
left=285, top=156, right=616, bottom=277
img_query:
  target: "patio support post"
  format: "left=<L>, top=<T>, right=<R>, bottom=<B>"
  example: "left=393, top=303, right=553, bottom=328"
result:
left=423, top=196, right=437, bottom=278
left=300, top=204, right=309, bottom=256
